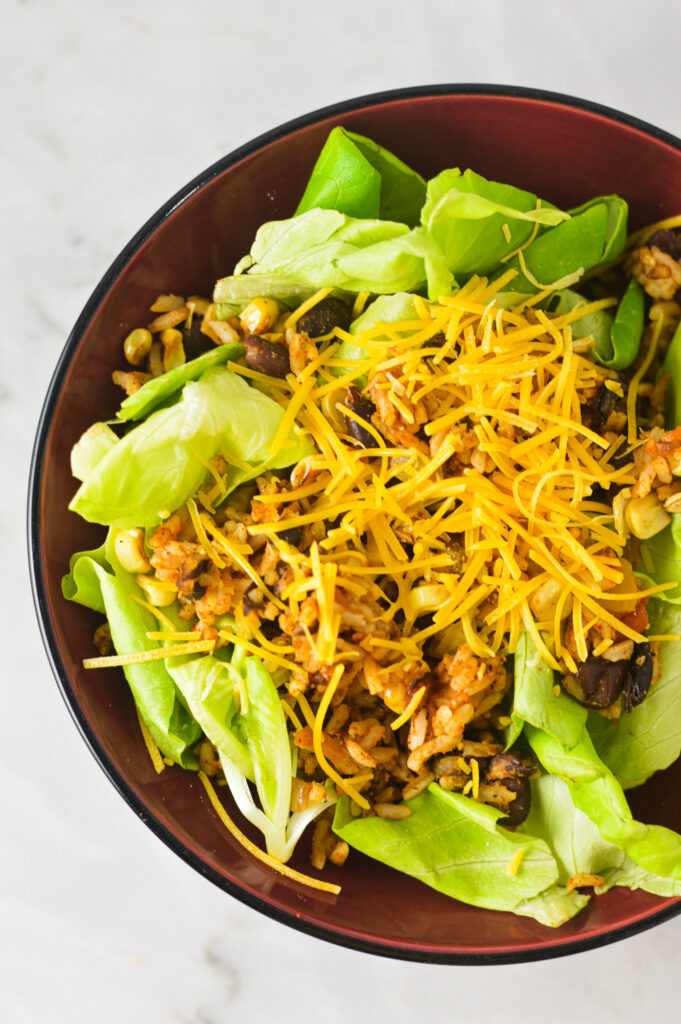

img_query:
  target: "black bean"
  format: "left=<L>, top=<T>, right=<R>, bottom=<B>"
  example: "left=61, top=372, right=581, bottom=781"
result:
left=242, top=588, right=264, bottom=616
left=278, top=526, right=303, bottom=548
left=243, top=334, right=290, bottom=378
left=344, top=385, right=376, bottom=448
left=647, top=228, right=681, bottom=261
left=297, top=297, right=352, bottom=338
left=176, top=558, right=209, bottom=596
left=608, top=436, right=633, bottom=472
left=437, top=539, right=466, bottom=575
left=583, top=382, right=619, bottom=434
left=570, top=656, right=629, bottom=709
left=405, top=672, right=436, bottom=701
left=485, top=750, right=537, bottom=782
left=181, top=317, right=213, bottom=360
left=625, top=642, right=654, bottom=711
left=499, top=778, right=531, bottom=826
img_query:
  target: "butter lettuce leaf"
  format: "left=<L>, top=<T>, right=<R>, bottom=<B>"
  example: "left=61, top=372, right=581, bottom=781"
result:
left=70, top=423, right=119, bottom=481
left=62, top=542, right=111, bottom=614
left=69, top=366, right=314, bottom=529
left=173, top=648, right=332, bottom=862
left=663, top=318, right=681, bottom=429
left=214, top=274, right=321, bottom=319
left=167, top=655, right=253, bottom=780
left=333, top=293, right=423, bottom=376
left=215, top=210, right=442, bottom=301
left=543, top=279, right=644, bottom=369
left=603, top=278, right=646, bottom=369
left=333, top=785, right=588, bottom=926
left=642, top=517, right=681, bottom=603
left=512, top=632, right=587, bottom=748
left=507, top=197, right=628, bottom=292
left=62, top=552, right=201, bottom=767
left=570, top=195, right=629, bottom=265
left=421, top=168, right=567, bottom=277
left=295, top=126, right=426, bottom=226
left=526, top=725, right=681, bottom=880
left=544, top=288, right=614, bottom=355
left=523, top=774, right=681, bottom=897
left=588, top=600, right=681, bottom=789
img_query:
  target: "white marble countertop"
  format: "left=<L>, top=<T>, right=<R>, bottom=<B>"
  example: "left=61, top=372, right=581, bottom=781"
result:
left=5, top=0, right=681, bottom=1020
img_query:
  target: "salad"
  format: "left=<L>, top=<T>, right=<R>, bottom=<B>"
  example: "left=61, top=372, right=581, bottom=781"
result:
left=64, top=127, right=681, bottom=927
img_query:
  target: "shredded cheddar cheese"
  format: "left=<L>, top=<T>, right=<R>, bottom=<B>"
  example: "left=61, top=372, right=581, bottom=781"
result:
left=83, top=639, right=215, bottom=668
left=135, top=707, right=165, bottom=774
left=198, top=771, right=341, bottom=894
left=390, top=686, right=427, bottom=731
left=506, top=847, right=526, bottom=876
left=230, top=286, right=664, bottom=697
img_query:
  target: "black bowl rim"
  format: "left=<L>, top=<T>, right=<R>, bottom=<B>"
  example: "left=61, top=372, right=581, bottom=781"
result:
left=28, top=82, right=681, bottom=966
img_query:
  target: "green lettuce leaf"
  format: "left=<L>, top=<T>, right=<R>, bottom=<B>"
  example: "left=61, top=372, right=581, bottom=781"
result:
left=69, top=366, right=314, bottom=528
left=569, top=195, right=629, bottom=265
left=522, top=774, right=681, bottom=897
left=62, top=542, right=111, bottom=614
left=507, top=198, right=628, bottom=293
left=172, top=647, right=332, bottom=862
left=62, top=551, right=201, bottom=766
left=117, top=343, right=244, bottom=422
left=214, top=274, right=322, bottom=319
left=512, top=632, right=587, bottom=748
left=214, top=210, right=443, bottom=302
left=239, top=655, right=292, bottom=829
left=333, top=785, right=588, bottom=926
left=642, top=516, right=681, bottom=603
left=526, top=724, right=681, bottom=880
left=662, top=318, right=681, bottom=429
left=295, top=126, right=426, bottom=226
left=420, top=168, right=567, bottom=278
left=70, top=423, right=119, bottom=481
left=544, top=288, right=614, bottom=356
left=603, top=278, right=646, bottom=369
left=543, top=280, right=644, bottom=369
left=167, top=655, right=253, bottom=780
left=588, top=599, right=681, bottom=789
left=332, top=293, right=423, bottom=379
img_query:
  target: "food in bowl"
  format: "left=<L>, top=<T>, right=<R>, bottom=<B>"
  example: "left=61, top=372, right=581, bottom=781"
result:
left=63, top=126, right=681, bottom=926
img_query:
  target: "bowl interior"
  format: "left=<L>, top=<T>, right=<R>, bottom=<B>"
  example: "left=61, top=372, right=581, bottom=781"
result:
left=31, top=89, right=681, bottom=961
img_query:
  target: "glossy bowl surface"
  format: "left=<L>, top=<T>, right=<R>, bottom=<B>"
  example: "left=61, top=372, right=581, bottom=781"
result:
left=29, top=85, right=681, bottom=963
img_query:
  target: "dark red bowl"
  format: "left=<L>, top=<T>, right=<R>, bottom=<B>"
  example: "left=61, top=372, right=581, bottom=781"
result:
left=28, top=85, right=681, bottom=963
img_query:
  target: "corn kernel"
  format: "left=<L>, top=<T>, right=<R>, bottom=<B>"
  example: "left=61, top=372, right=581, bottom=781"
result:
left=160, top=328, right=186, bottom=372
left=147, top=340, right=164, bottom=377
left=136, top=575, right=177, bottom=607
left=625, top=493, right=671, bottom=539
left=114, top=529, right=151, bottom=574
left=123, top=328, right=153, bottom=367
left=240, top=298, right=280, bottom=335
left=612, top=488, right=632, bottom=540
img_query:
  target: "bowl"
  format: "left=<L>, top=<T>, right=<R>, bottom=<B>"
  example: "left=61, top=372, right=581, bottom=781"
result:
left=28, top=85, right=681, bottom=963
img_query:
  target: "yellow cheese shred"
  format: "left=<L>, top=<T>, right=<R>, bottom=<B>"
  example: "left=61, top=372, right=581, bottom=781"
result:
left=301, top=674, right=370, bottom=810
left=187, top=498, right=225, bottom=568
left=129, top=594, right=177, bottom=633
left=285, top=287, right=333, bottom=329
left=83, top=639, right=214, bottom=668
left=390, top=686, right=426, bottom=731
left=135, top=707, right=165, bottom=774
left=198, top=771, right=341, bottom=895
left=506, top=847, right=526, bottom=877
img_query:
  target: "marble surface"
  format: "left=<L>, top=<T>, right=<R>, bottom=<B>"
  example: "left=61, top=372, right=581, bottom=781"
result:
left=4, top=0, right=681, bottom=1020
